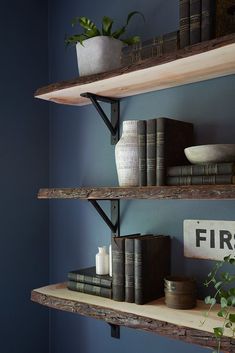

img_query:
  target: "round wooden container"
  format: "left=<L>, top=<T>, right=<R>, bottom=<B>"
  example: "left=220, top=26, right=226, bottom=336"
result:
left=164, top=276, right=197, bottom=309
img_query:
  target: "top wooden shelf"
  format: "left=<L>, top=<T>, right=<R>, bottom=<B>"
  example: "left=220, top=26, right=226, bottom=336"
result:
left=35, top=34, right=235, bottom=106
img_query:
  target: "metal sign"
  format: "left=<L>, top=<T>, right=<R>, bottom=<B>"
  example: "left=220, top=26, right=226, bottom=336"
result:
left=184, top=220, right=235, bottom=261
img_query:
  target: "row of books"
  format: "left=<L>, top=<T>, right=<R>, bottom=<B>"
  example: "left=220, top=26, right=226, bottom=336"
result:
left=112, top=234, right=171, bottom=304
left=121, top=31, right=179, bottom=66
left=138, top=117, right=194, bottom=186
left=166, top=162, right=235, bottom=185
left=67, top=266, right=112, bottom=299
left=180, top=0, right=235, bottom=49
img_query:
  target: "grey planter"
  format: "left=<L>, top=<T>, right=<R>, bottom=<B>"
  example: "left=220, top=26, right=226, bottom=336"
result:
left=76, top=36, right=123, bottom=76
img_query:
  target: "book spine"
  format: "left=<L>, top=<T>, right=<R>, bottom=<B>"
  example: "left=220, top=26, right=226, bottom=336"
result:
left=134, top=238, right=144, bottom=305
left=167, top=163, right=235, bottom=177
left=167, top=175, right=235, bottom=185
left=112, top=237, right=125, bottom=301
left=156, top=118, right=165, bottom=186
left=68, top=273, right=112, bottom=288
left=138, top=120, right=147, bottom=186
left=125, top=238, right=135, bottom=303
left=180, top=0, right=190, bottom=48
left=190, top=0, right=201, bottom=45
left=146, top=119, right=156, bottom=186
left=201, top=0, right=214, bottom=41
left=67, top=281, right=112, bottom=299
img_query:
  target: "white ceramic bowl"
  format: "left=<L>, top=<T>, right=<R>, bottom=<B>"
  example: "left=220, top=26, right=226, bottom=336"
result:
left=184, top=144, right=235, bottom=164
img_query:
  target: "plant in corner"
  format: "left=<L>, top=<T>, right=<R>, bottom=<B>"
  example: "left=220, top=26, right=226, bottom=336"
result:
left=202, top=254, right=235, bottom=353
left=65, top=11, right=145, bottom=76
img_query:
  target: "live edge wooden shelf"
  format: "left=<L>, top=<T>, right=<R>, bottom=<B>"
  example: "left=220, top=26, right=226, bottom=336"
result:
left=38, top=185, right=235, bottom=200
left=31, top=283, right=235, bottom=352
left=35, top=34, right=235, bottom=106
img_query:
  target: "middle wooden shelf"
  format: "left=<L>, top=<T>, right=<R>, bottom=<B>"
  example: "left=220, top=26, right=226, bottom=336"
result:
left=38, top=185, right=235, bottom=200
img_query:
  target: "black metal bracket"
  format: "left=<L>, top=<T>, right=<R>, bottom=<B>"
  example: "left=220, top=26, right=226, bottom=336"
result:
left=81, top=92, right=120, bottom=144
left=89, top=200, right=120, bottom=237
left=109, top=323, right=120, bottom=339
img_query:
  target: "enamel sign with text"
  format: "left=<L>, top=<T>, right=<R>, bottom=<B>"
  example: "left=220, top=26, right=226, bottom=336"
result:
left=184, top=220, right=235, bottom=260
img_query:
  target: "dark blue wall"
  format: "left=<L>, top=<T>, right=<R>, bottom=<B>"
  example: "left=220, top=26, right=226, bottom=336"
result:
left=48, top=0, right=235, bottom=352
left=0, top=0, right=49, bottom=352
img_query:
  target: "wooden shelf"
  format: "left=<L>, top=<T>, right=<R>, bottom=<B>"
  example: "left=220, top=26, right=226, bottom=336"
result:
left=38, top=185, right=235, bottom=200
left=34, top=34, right=235, bottom=106
left=31, top=283, right=235, bottom=352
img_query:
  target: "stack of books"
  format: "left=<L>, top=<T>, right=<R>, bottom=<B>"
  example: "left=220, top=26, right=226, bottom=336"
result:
left=166, top=162, right=235, bottom=185
left=180, top=0, right=235, bottom=49
left=138, top=117, right=194, bottom=186
left=121, top=31, right=179, bottom=66
left=112, top=234, right=171, bottom=304
left=67, top=266, right=112, bottom=299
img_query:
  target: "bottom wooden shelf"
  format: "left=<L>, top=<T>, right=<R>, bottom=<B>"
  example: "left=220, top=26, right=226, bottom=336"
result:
left=31, top=283, right=235, bottom=351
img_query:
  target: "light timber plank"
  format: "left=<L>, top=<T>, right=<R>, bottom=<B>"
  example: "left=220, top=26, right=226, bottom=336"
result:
left=35, top=34, right=235, bottom=106
left=31, top=283, right=235, bottom=352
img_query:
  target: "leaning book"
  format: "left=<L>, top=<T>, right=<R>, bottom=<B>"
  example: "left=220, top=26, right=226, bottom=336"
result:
left=68, top=266, right=112, bottom=288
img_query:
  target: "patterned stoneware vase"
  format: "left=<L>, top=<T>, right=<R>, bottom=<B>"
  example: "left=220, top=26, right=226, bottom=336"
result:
left=115, top=120, right=139, bottom=186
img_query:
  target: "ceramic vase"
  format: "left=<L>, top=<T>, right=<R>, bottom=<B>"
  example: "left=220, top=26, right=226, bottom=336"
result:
left=95, top=246, right=109, bottom=275
left=115, top=120, right=139, bottom=186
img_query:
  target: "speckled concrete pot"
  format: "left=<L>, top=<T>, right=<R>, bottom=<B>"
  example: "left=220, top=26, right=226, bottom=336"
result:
left=76, top=36, right=123, bottom=76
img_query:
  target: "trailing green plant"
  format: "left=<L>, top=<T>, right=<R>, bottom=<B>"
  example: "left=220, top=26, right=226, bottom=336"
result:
left=202, top=254, right=235, bottom=353
left=65, top=11, right=145, bottom=46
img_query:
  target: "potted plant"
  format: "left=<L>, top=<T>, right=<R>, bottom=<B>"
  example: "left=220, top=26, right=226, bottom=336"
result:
left=65, top=11, right=144, bottom=76
left=202, top=254, right=235, bottom=353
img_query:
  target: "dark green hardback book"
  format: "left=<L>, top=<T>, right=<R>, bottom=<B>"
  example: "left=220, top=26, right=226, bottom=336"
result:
left=167, top=174, right=235, bottom=185
left=67, top=280, right=112, bottom=299
left=125, top=237, right=135, bottom=303
left=137, top=120, right=147, bottom=186
left=134, top=235, right=171, bottom=305
left=68, top=266, right=112, bottom=288
left=190, top=0, right=201, bottom=44
left=112, top=234, right=140, bottom=302
left=156, top=118, right=194, bottom=186
left=180, top=0, right=190, bottom=48
left=201, top=0, right=215, bottom=41
left=146, top=119, right=156, bottom=186
left=167, top=162, right=235, bottom=177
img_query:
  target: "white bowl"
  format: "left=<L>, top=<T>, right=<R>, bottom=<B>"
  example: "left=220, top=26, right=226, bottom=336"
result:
left=184, top=144, right=235, bottom=164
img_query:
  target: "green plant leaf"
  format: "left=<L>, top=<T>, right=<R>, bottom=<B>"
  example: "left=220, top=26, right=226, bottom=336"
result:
left=221, top=297, right=228, bottom=308
left=122, top=36, right=141, bottom=45
left=112, top=26, right=126, bottom=39
left=79, top=17, right=100, bottom=35
left=225, top=321, right=233, bottom=328
left=229, top=314, right=235, bottom=322
left=102, top=16, right=113, bottom=35
left=214, top=281, right=223, bottom=289
left=126, top=11, right=145, bottom=25
left=227, top=295, right=235, bottom=306
left=205, top=296, right=216, bottom=305
left=213, top=327, right=224, bottom=338
left=65, top=34, right=87, bottom=46
left=229, top=288, right=235, bottom=296
left=217, top=309, right=227, bottom=318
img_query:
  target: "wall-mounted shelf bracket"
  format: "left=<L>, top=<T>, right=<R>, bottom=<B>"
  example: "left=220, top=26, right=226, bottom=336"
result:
left=109, top=323, right=120, bottom=339
left=80, top=92, right=120, bottom=144
left=89, top=200, right=120, bottom=237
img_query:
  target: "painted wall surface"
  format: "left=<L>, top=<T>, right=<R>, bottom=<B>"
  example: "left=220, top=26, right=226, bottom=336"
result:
left=48, top=0, right=235, bottom=352
left=0, top=1, right=49, bottom=352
